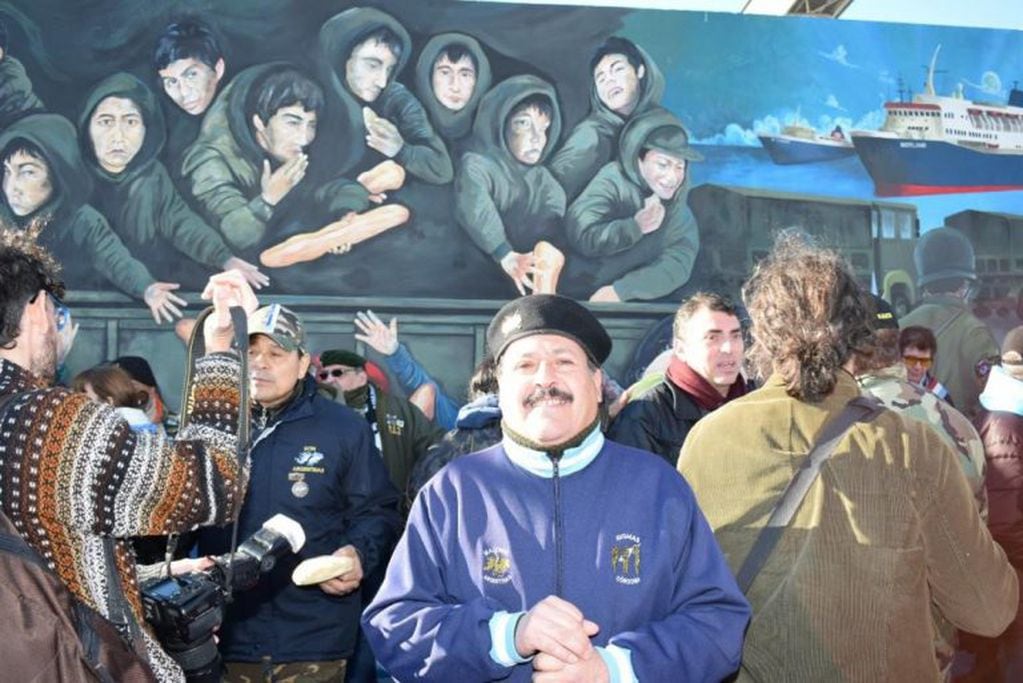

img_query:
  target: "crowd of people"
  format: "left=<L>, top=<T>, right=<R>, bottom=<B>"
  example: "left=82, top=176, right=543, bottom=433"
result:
left=3, top=215, right=1023, bottom=682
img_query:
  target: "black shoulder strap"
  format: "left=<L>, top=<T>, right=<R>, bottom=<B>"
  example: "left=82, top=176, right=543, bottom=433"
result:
left=735, top=395, right=886, bottom=594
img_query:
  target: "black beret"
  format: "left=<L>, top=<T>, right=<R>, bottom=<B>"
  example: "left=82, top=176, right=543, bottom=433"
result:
left=487, top=294, right=612, bottom=365
left=114, top=355, right=160, bottom=390
left=320, top=349, right=366, bottom=368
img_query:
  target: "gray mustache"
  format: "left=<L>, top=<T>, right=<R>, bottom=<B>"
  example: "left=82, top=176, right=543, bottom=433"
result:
left=524, top=386, right=573, bottom=407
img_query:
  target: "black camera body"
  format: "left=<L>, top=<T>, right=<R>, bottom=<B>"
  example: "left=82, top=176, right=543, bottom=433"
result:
left=142, top=514, right=305, bottom=683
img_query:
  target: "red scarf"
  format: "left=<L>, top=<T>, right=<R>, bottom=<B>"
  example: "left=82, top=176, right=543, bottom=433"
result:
left=665, top=355, right=747, bottom=411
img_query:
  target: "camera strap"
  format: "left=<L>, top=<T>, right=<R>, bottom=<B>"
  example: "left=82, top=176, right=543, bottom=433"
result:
left=167, top=306, right=251, bottom=598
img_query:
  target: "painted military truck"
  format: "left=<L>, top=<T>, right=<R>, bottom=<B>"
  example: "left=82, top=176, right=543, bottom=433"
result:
left=687, top=183, right=919, bottom=314
left=945, top=209, right=1023, bottom=323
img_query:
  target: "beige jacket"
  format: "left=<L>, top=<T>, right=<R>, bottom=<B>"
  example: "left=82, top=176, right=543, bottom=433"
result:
left=679, top=372, right=1017, bottom=682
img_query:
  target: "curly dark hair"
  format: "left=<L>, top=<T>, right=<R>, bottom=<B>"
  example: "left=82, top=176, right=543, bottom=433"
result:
left=0, top=227, right=64, bottom=349
left=742, top=230, right=873, bottom=402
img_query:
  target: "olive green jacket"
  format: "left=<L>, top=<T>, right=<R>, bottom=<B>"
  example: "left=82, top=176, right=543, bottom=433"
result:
left=679, top=372, right=1017, bottom=682
left=900, top=295, right=999, bottom=419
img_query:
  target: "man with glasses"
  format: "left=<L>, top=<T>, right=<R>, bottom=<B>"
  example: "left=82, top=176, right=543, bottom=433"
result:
left=317, top=348, right=442, bottom=506
left=0, top=231, right=258, bottom=681
left=900, top=325, right=953, bottom=403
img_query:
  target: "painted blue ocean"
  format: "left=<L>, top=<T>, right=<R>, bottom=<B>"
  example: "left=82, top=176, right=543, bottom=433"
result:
left=689, top=145, right=1023, bottom=231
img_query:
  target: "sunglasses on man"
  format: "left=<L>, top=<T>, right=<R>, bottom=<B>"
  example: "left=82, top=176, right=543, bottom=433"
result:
left=902, top=354, right=933, bottom=369
left=31, top=289, right=70, bottom=332
left=318, top=367, right=361, bottom=381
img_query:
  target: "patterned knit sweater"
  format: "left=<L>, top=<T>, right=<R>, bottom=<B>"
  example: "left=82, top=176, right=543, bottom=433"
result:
left=0, top=353, right=247, bottom=683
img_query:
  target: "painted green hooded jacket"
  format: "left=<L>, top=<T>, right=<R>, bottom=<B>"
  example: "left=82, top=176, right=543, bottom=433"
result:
left=78, top=73, right=234, bottom=284
left=317, top=7, right=452, bottom=185
left=0, top=114, right=153, bottom=297
left=565, top=107, right=699, bottom=301
left=182, top=62, right=369, bottom=252
left=0, top=55, right=45, bottom=130
left=550, top=42, right=664, bottom=201
left=413, top=32, right=493, bottom=160
left=454, top=75, right=566, bottom=261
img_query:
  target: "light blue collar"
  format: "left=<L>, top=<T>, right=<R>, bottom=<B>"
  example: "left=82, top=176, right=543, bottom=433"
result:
left=503, top=426, right=605, bottom=478
left=980, top=365, right=1023, bottom=416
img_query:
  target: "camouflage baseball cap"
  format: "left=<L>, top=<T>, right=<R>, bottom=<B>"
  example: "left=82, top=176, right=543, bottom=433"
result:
left=247, top=304, right=306, bottom=353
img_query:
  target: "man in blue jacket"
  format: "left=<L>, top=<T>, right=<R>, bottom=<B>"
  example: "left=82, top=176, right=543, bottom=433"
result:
left=363, top=294, right=749, bottom=682
left=197, top=303, right=401, bottom=682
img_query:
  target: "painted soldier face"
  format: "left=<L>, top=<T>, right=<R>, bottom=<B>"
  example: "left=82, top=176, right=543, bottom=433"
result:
left=159, top=57, right=225, bottom=116
left=253, top=104, right=317, bottom=164
left=3, top=149, right=53, bottom=216
left=637, top=148, right=686, bottom=200
left=593, top=53, right=645, bottom=117
left=345, top=38, right=398, bottom=103
left=318, top=364, right=367, bottom=393
left=505, top=104, right=550, bottom=165
left=88, top=97, right=146, bottom=175
left=248, top=334, right=311, bottom=409
left=497, top=334, right=602, bottom=447
left=674, top=307, right=744, bottom=395
left=432, top=53, right=477, bottom=112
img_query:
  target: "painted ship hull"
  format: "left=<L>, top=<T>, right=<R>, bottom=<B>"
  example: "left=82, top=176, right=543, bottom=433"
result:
left=758, top=134, right=856, bottom=164
left=852, top=133, right=1023, bottom=196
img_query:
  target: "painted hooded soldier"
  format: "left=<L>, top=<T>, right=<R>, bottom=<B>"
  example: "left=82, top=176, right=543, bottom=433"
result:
left=0, top=113, right=159, bottom=303
left=565, top=107, right=701, bottom=303
left=414, top=32, right=493, bottom=160
left=0, top=21, right=46, bottom=130
left=317, top=7, right=452, bottom=184
left=78, top=72, right=262, bottom=288
left=454, top=75, right=566, bottom=295
left=181, top=62, right=370, bottom=253
left=550, top=36, right=665, bottom=201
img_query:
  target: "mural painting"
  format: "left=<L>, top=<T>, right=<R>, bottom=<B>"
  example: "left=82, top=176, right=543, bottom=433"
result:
left=1, top=0, right=1021, bottom=399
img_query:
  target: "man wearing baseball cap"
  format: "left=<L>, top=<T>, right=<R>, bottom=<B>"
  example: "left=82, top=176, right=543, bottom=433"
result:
left=196, top=303, right=401, bottom=682
left=363, top=294, right=749, bottom=682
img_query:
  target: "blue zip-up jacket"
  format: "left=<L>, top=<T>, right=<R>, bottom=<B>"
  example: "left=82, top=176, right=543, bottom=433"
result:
left=364, top=429, right=750, bottom=681
left=198, top=375, right=401, bottom=662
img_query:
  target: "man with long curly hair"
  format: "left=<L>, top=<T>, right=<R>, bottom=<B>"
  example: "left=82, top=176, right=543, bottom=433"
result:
left=678, top=231, right=1017, bottom=682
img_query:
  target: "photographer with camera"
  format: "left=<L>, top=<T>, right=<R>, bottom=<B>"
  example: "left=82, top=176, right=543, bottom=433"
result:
left=196, top=304, right=402, bottom=682
left=0, top=230, right=258, bottom=682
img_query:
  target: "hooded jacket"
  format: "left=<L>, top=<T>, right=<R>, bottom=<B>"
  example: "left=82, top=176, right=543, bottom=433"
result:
left=181, top=62, right=368, bottom=252
left=0, top=113, right=153, bottom=297
left=454, top=75, right=566, bottom=261
left=317, top=7, right=452, bottom=184
left=414, top=33, right=493, bottom=157
left=0, top=54, right=45, bottom=130
left=78, top=73, right=234, bottom=284
left=565, top=107, right=700, bottom=301
left=550, top=43, right=664, bottom=200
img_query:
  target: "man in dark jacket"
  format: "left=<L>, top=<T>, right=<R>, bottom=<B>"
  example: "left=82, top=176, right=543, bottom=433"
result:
left=550, top=36, right=664, bottom=201
left=565, top=106, right=701, bottom=302
left=609, top=292, right=746, bottom=465
left=0, top=113, right=184, bottom=323
left=197, top=304, right=401, bottom=682
left=959, top=326, right=1023, bottom=681
left=454, top=75, right=566, bottom=295
left=316, top=7, right=452, bottom=184
left=79, top=72, right=266, bottom=290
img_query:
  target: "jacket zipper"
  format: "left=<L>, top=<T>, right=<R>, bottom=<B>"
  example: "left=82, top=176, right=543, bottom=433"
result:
left=551, top=453, right=564, bottom=597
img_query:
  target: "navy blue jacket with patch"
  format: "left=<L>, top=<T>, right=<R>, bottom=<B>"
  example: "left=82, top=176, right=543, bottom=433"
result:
left=197, top=375, right=401, bottom=662
left=363, top=431, right=750, bottom=681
